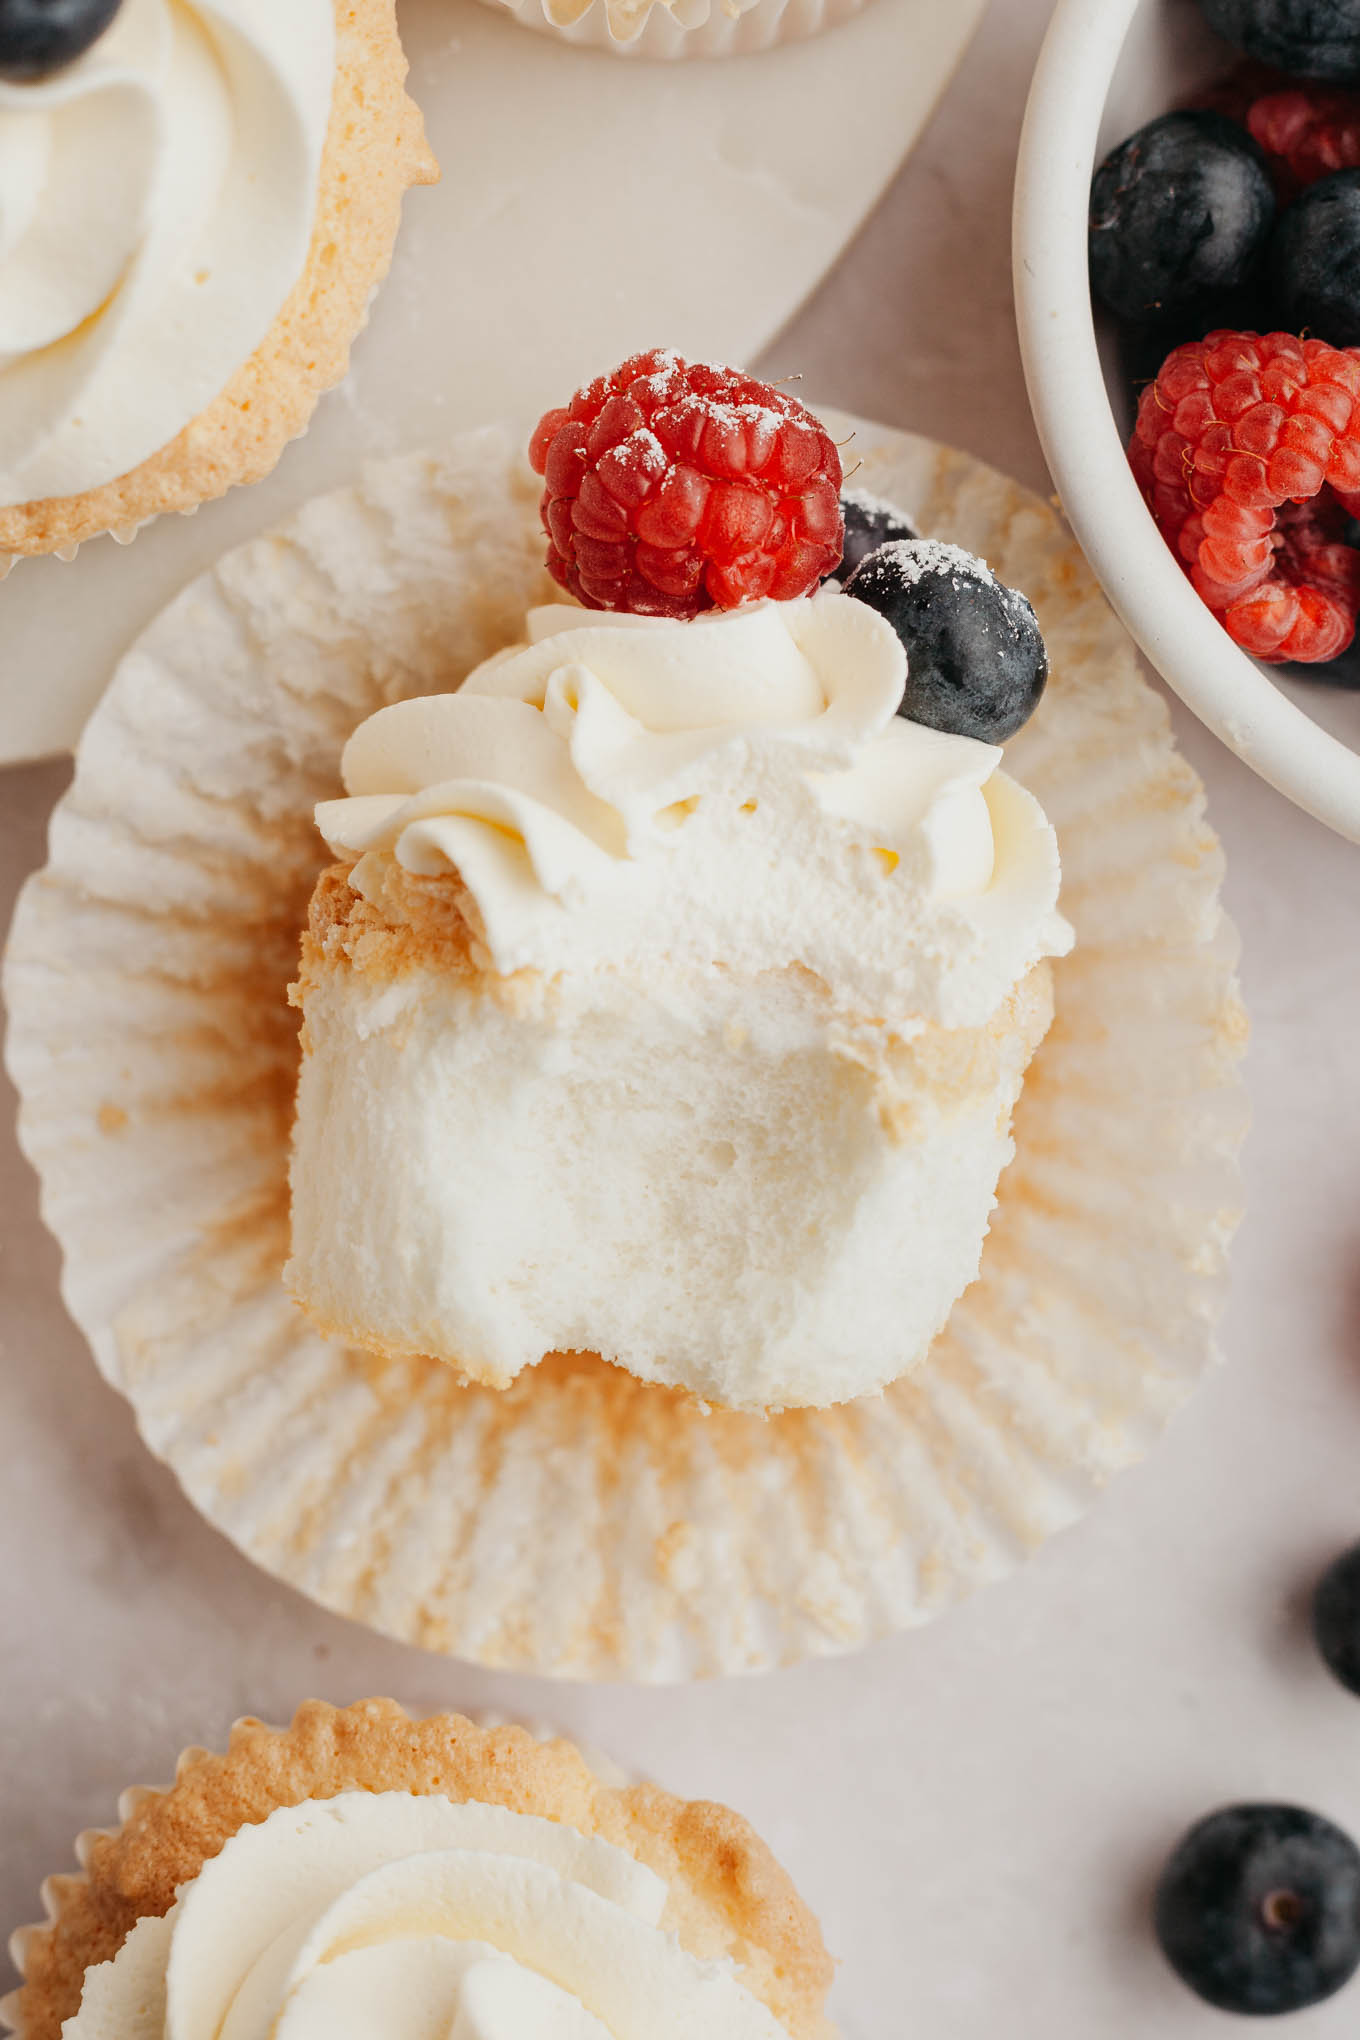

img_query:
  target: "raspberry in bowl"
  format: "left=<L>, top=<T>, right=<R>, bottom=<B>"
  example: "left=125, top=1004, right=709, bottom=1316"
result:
left=1015, top=0, right=1360, bottom=840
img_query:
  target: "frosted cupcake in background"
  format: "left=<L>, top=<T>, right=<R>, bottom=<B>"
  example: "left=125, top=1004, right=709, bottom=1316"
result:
left=478, top=0, right=874, bottom=61
left=4, top=1700, right=834, bottom=2040
left=286, top=350, right=1071, bottom=1415
left=0, top=0, right=436, bottom=568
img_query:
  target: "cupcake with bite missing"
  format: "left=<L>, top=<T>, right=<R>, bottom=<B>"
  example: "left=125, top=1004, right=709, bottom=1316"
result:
left=6, top=1700, right=833, bottom=2040
left=285, top=350, right=1071, bottom=1415
left=0, top=0, right=435, bottom=565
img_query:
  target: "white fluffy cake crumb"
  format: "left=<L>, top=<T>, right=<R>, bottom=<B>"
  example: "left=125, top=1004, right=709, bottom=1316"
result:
left=287, top=881, right=1053, bottom=1413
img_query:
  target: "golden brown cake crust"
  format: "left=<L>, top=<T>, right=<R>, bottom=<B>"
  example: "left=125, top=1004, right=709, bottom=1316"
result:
left=0, top=0, right=438, bottom=558
left=294, top=862, right=486, bottom=994
left=13, top=1700, right=834, bottom=2040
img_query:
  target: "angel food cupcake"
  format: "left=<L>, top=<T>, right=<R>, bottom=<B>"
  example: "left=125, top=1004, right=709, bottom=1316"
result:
left=0, top=0, right=436, bottom=563
left=286, top=352, right=1072, bottom=1415
left=6, top=1700, right=833, bottom=2040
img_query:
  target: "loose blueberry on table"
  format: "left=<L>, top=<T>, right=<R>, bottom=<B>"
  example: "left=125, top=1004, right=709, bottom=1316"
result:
left=0, top=0, right=121, bottom=81
left=1155, top=1803, right=1360, bottom=2014
left=1314, top=1541, right=1360, bottom=1695
left=844, top=540, right=1047, bottom=742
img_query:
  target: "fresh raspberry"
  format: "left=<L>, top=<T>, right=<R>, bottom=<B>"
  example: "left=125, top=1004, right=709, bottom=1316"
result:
left=527, top=348, right=844, bottom=619
left=1129, top=329, right=1360, bottom=662
left=1247, top=85, right=1360, bottom=190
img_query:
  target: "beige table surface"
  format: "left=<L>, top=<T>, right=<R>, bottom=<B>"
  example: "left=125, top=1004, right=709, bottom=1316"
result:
left=5, top=3, right=1360, bottom=2035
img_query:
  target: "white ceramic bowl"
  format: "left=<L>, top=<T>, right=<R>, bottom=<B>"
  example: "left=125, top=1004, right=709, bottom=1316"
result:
left=1014, top=0, right=1360, bottom=843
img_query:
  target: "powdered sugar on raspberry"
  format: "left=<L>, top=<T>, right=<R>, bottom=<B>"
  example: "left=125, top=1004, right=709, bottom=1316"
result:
left=529, top=348, right=845, bottom=619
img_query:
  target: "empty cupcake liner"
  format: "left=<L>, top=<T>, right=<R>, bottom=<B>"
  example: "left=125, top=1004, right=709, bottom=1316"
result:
left=3, top=417, right=1248, bottom=1681
left=475, top=0, right=873, bottom=58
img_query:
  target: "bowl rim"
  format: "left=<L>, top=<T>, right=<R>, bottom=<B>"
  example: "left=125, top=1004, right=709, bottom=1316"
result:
left=1012, top=0, right=1360, bottom=844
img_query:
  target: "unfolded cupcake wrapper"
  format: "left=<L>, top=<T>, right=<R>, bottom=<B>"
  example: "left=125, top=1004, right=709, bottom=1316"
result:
left=0, top=1706, right=631, bottom=2040
left=476, top=0, right=872, bottom=59
left=3, top=418, right=1248, bottom=1682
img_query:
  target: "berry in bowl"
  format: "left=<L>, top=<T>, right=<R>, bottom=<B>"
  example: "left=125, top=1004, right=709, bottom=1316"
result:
left=1015, top=0, right=1360, bottom=839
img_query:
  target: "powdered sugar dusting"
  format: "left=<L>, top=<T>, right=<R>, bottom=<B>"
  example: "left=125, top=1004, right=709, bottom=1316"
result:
left=535, top=349, right=843, bottom=616
left=841, top=484, right=914, bottom=524
left=865, top=537, right=997, bottom=592
left=613, top=428, right=668, bottom=486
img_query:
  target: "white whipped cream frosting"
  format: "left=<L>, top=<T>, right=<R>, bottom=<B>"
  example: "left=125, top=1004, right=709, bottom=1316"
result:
left=317, top=591, right=1071, bottom=1028
left=65, top=1793, right=788, bottom=2040
left=0, top=0, right=333, bottom=509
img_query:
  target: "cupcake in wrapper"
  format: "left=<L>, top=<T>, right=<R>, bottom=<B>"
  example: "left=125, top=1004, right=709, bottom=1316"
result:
left=0, top=0, right=437, bottom=570
left=279, top=350, right=1061, bottom=1416
left=3, top=1699, right=834, bottom=2040
left=287, top=586, right=1070, bottom=1412
left=3, top=414, right=1248, bottom=1679
left=476, top=0, right=874, bottom=59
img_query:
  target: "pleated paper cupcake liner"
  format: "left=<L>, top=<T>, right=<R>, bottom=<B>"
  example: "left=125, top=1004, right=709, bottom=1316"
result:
left=3, top=416, right=1248, bottom=1681
left=475, top=0, right=873, bottom=58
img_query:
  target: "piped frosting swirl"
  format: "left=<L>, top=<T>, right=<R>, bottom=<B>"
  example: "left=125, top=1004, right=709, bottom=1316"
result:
left=64, top=1792, right=789, bottom=2040
left=0, top=0, right=333, bottom=508
left=317, top=591, right=1071, bottom=1026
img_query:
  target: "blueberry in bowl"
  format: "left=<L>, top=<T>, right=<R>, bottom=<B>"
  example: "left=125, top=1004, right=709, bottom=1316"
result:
left=1089, top=109, right=1276, bottom=326
left=1198, top=0, right=1360, bottom=83
left=1271, top=166, right=1360, bottom=344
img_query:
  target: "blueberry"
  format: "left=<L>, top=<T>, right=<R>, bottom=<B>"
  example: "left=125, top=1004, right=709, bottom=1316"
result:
left=1090, top=111, right=1276, bottom=326
left=0, top=0, right=122, bottom=81
left=1155, top=1803, right=1360, bottom=2015
left=1270, top=168, right=1360, bottom=346
left=1198, top=0, right=1360, bottom=82
left=1314, top=1542, right=1360, bottom=1691
left=844, top=539, right=1048, bottom=744
left=836, top=488, right=919, bottom=581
